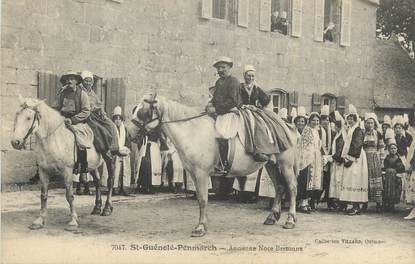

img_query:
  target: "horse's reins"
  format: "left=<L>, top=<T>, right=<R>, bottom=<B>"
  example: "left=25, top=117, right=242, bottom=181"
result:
left=135, top=99, right=207, bottom=128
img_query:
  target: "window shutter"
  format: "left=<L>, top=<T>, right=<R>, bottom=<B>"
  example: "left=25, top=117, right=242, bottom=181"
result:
left=238, top=0, right=249, bottom=28
left=340, top=0, right=352, bottom=47
left=38, top=72, right=60, bottom=106
left=291, top=0, right=302, bottom=37
left=93, top=76, right=106, bottom=110
left=288, top=91, right=298, bottom=113
left=105, top=78, right=126, bottom=115
left=288, top=91, right=298, bottom=107
left=201, top=0, right=213, bottom=19
left=259, top=0, right=271, bottom=32
left=336, top=95, right=346, bottom=115
left=314, top=0, right=325, bottom=42
left=311, top=93, right=321, bottom=112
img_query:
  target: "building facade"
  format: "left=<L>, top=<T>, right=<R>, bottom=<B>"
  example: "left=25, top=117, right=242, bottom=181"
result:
left=1, top=0, right=414, bottom=184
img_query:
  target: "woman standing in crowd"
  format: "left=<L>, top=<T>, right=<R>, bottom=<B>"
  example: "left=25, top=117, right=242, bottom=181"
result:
left=320, top=105, right=336, bottom=210
left=394, top=115, right=413, bottom=161
left=363, top=113, right=384, bottom=212
left=112, top=106, right=131, bottom=196
left=339, top=104, right=368, bottom=216
left=329, top=111, right=346, bottom=211
left=403, top=117, right=415, bottom=219
left=134, top=106, right=163, bottom=194
left=383, top=138, right=405, bottom=211
left=297, top=108, right=324, bottom=212
left=294, top=107, right=310, bottom=213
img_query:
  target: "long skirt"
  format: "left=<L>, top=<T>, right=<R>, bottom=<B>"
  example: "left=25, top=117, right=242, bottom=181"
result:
left=405, top=170, right=415, bottom=204
left=329, top=162, right=344, bottom=199
left=339, top=151, right=368, bottom=203
left=185, top=171, right=212, bottom=192
left=383, top=168, right=402, bottom=205
left=113, top=156, right=131, bottom=188
left=136, top=142, right=162, bottom=189
left=297, top=168, right=308, bottom=201
left=366, top=152, right=383, bottom=203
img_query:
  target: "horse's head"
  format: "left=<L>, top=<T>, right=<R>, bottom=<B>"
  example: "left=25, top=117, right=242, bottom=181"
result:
left=126, top=92, right=163, bottom=142
left=11, top=95, right=45, bottom=150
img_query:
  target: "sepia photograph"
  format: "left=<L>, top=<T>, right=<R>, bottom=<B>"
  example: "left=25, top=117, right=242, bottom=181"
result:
left=1, top=0, right=414, bottom=263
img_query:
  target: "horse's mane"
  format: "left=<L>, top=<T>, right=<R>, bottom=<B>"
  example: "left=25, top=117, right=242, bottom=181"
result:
left=23, top=97, right=63, bottom=122
left=157, top=96, right=204, bottom=122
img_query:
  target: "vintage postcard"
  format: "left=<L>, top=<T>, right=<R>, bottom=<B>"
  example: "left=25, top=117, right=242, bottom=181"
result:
left=1, top=0, right=414, bottom=263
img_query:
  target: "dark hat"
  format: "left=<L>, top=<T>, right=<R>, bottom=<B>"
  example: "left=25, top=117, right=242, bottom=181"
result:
left=60, top=71, right=82, bottom=85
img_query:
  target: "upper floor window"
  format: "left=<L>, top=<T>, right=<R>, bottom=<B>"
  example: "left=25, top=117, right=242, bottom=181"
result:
left=201, top=0, right=236, bottom=23
left=271, top=0, right=290, bottom=35
left=323, top=0, right=339, bottom=43
left=213, top=0, right=227, bottom=19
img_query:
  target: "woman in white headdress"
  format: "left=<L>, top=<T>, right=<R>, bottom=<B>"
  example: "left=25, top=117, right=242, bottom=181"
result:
left=339, top=104, right=368, bottom=215
left=328, top=111, right=346, bottom=210
left=363, top=112, right=384, bottom=212
left=297, top=109, right=324, bottom=212
left=111, top=106, right=131, bottom=196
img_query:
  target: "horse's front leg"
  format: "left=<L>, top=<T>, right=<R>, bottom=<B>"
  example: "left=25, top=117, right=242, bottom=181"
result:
left=190, top=168, right=209, bottom=237
left=90, top=169, right=102, bottom=215
left=264, top=163, right=283, bottom=225
left=29, top=168, right=49, bottom=230
left=102, top=154, right=115, bottom=216
left=280, top=165, right=297, bottom=229
left=63, top=167, right=79, bottom=231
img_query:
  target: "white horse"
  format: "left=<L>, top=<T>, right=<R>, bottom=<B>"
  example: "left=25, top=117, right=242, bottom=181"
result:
left=126, top=94, right=299, bottom=237
left=11, top=96, right=116, bottom=230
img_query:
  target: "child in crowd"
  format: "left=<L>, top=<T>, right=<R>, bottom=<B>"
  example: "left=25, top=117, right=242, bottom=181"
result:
left=383, top=140, right=406, bottom=211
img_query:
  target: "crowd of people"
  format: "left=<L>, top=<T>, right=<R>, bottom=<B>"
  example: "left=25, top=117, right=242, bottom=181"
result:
left=287, top=105, right=415, bottom=219
left=55, top=67, right=414, bottom=221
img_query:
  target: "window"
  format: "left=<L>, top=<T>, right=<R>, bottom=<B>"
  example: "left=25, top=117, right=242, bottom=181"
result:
left=321, top=93, right=337, bottom=113
left=269, top=88, right=288, bottom=114
left=212, top=0, right=227, bottom=19
left=323, top=0, right=339, bottom=42
left=271, top=0, right=290, bottom=35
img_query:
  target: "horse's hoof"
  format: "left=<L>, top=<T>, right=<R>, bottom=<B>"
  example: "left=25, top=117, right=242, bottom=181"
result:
left=101, top=207, right=112, bottom=216
left=64, top=225, right=79, bottom=232
left=91, top=207, right=101, bottom=215
left=282, top=221, right=295, bottom=229
left=191, top=229, right=207, bottom=237
left=28, top=223, right=44, bottom=230
left=263, top=218, right=276, bottom=225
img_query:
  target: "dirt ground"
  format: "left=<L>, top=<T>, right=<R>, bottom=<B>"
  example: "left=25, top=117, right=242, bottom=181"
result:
left=1, top=189, right=414, bottom=264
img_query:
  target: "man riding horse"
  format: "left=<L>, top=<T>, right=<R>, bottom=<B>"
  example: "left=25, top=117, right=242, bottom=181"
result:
left=56, top=71, right=119, bottom=174
left=206, top=57, right=241, bottom=175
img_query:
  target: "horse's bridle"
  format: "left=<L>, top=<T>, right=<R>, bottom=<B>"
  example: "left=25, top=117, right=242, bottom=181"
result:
left=16, top=103, right=64, bottom=146
left=131, top=97, right=207, bottom=134
left=18, top=103, right=41, bottom=145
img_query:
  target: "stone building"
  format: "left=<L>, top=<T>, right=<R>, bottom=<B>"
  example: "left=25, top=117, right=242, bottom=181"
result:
left=1, top=0, right=415, bottom=184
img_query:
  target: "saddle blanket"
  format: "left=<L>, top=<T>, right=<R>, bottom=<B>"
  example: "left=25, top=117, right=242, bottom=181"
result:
left=71, top=123, right=94, bottom=149
left=214, top=107, right=297, bottom=155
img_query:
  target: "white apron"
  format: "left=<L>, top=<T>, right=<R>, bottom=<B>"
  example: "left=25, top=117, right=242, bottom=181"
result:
left=186, top=171, right=212, bottom=191
left=258, top=168, right=276, bottom=198
left=134, top=136, right=162, bottom=186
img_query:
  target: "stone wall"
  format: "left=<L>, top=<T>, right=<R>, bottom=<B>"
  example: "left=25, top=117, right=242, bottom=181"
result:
left=1, top=0, right=412, bottom=184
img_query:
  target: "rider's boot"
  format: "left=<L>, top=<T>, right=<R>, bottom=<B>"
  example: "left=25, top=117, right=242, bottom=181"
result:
left=211, top=138, right=230, bottom=176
